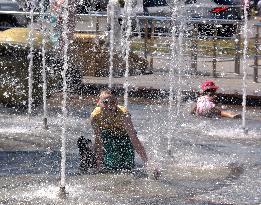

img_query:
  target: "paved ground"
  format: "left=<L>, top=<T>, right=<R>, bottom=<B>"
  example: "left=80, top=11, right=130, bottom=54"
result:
left=0, top=100, right=260, bottom=205
left=82, top=19, right=261, bottom=100
left=82, top=57, right=261, bottom=97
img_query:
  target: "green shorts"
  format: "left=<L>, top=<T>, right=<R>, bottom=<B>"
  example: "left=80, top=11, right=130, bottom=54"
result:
left=101, top=130, right=135, bottom=171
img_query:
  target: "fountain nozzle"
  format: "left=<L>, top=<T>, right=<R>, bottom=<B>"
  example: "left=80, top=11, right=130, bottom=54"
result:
left=242, top=127, right=248, bottom=135
left=43, top=117, right=48, bottom=129
left=58, top=186, right=68, bottom=199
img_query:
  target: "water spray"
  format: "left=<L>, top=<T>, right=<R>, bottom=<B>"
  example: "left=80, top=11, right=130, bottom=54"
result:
left=241, top=0, right=249, bottom=134
left=123, top=0, right=133, bottom=108
left=60, top=0, right=70, bottom=196
left=108, top=0, right=116, bottom=88
left=40, top=0, right=48, bottom=130
left=167, top=0, right=179, bottom=157
left=27, top=0, right=36, bottom=119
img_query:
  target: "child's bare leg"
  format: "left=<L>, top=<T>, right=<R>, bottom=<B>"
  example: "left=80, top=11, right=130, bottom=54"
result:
left=207, top=107, right=221, bottom=117
left=221, top=111, right=241, bottom=118
left=190, top=103, right=197, bottom=115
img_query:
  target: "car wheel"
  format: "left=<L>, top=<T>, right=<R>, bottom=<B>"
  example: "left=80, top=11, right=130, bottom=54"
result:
left=0, top=21, right=13, bottom=31
left=0, top=16, right=17, bottom=31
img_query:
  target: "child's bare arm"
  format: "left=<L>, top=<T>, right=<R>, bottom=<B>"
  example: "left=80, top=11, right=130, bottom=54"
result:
left=91, top=117, right=103, bottom=168
left=124, top=115, right=148, bottom=165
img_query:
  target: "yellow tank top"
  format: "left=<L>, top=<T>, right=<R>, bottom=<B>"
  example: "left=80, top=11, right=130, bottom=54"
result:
left=91, top=105, right=128, bottom=134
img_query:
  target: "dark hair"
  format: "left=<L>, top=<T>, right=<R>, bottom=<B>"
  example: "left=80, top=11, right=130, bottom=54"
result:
left=99, top=87, right=117, bottom=97
left=202, top=89, right=216, bottom=96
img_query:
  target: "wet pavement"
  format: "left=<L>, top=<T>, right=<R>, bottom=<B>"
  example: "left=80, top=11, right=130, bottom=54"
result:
left=83, top=67, right=261, bottom=97
left=0, top=17, right=261, bottom=205
left=82, top=19, right=261, bottom=100
left=0, top=99, right=260, bottom=205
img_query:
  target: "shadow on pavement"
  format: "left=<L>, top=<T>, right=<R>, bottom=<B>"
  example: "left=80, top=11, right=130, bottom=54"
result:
left=0, top=150, right=79, bottom=176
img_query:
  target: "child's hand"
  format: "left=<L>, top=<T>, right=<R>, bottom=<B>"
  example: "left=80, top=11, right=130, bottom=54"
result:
left=145, top=162, right=161, bottom=180
left=152, top=168, right=161, bottom=180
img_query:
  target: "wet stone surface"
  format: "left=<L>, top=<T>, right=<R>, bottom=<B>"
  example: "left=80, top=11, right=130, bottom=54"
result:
left=0, top=99, right=260, bottom=204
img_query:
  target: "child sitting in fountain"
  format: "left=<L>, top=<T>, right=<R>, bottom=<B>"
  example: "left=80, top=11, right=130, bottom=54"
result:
left=191, top=80, right=241, bottom=118
left=89, top=88, right=148, bottom=172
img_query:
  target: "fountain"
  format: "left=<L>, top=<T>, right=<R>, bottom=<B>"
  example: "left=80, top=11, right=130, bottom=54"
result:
left=59, top=0, right=70, bottom=197
left=123, top=0, right=133, bottom=107
left=107, top=0, right=117, bottom=88
left=39, top=0, right=48, bottom=129
left=242, top=0, right=250, bottom=134
left=27, top=0, right=36, bottom=119
left=0, top=0, right=260, bottom=204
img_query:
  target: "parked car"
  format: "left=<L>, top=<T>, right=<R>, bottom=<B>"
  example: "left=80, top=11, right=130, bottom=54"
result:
left=183, top=0, right=243, bottom=37
left=0, top=0, right=28, bottom=31
left=133, top=0, right=242, bottom=37
left=76, top=0, right=109, bottom=13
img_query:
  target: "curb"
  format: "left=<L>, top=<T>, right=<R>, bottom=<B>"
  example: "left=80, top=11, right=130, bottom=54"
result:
left=81, top=83, right=261, bottom=107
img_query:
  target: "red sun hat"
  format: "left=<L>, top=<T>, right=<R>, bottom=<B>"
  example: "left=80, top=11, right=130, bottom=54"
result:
left=201, top=80, right=219, bottom=92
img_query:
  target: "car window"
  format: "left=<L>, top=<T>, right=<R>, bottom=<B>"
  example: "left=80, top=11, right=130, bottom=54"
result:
left=185, top=0, right=197, bottom=4
left=184, top=0, right=241, bottom=4
left=0, top=4, right=19, bottom=11
left=143, top=0, right=168, bottom=7
left=213, top=0, right=241, bottom=5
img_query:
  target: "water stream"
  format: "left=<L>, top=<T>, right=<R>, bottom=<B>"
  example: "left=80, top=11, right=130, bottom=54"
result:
left=107, top=0, right=116, bottom=88
left=27, top=1, right=36, bottom=119
left=40, top=0, right=48, bottom=129
left=0, top=102, right=260, bottom=204
left=0, top=0, right=260, bottom=204
left=123, top=0, right=133, bottom=108
left=60, top=0, right=70, bottom=191
left=167, top=0, right=179, bottom=154
left=242, top=0, right=249, bottom=132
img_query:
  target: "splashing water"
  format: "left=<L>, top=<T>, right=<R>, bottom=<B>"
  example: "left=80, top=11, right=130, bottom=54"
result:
left=135, top=16, right=142, bottom=39
left=167, top=0, right=179, bottom=154
left=60, top=0, right=70, bottom=190
left=1, top=2, right=261, bottom=204
left=175, top=6, right=188, bottom=121
left=40, top=0, right=48, bottom=128
left=241, top=0, right=249, bottom=133
left=123, top=0, right=133, bottom=108
left=27, top=1, right=36, bottom=118
left=107, top=0, right=116, bottom=88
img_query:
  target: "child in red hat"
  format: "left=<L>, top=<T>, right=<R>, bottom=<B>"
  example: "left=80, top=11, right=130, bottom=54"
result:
left=191, top=80, right=241, bottom=118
